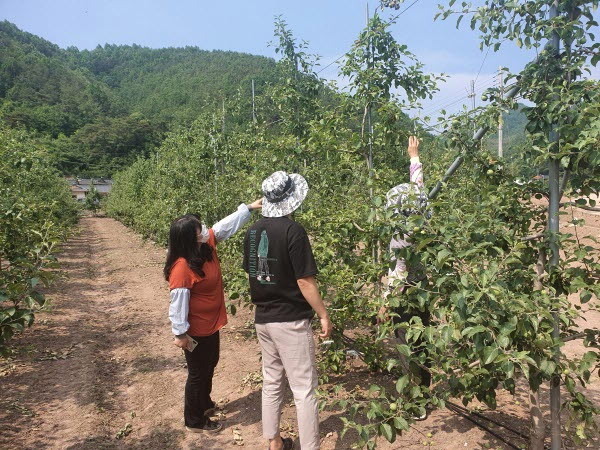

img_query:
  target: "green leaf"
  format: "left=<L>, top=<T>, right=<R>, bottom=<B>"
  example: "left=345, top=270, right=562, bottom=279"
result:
left=483, top=346, right=499, bottom=365
left=386, top=358, right=399, bottom=372
left=396, top=344, right=411, bottom=357
left=539, top=360, right=556, bottom=376
left=369, top=384, right=381, bottom=394
left=580, top=290, right=592, bottom=303
left=30, top=291, right=45, bottom=306
left=396, top=375, right=409, bottom=394
left=380, top=423, right=396, bottom=443
left=393, top=416, right=409, bottom=431
left=462, top=325, right=486, bottom=338
left=497, top=335, right=510, bottom=348
left=437, top=248, right=451, bottom=265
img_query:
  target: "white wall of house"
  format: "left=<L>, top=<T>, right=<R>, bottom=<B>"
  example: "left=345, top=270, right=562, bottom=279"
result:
left=68, top=178, right=112, bottom=202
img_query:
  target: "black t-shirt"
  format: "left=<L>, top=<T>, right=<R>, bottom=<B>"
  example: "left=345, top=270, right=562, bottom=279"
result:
left=243, top=217, right=318, bottom=324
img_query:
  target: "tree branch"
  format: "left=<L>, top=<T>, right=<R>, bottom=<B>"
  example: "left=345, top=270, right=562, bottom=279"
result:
left=522, top=232, right=545, bottom=242
left=563, top=332, right=586, bottom=342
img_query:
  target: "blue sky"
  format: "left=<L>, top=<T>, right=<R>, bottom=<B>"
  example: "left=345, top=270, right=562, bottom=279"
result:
left=2, top=0, right=597, bottom=122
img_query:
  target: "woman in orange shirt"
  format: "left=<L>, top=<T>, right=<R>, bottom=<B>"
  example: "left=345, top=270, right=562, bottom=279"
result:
left=165, top=200, right=261, bottom=433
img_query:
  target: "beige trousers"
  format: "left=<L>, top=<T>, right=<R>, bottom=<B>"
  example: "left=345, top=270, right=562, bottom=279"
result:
left=255, top=319, right=320, bottom=450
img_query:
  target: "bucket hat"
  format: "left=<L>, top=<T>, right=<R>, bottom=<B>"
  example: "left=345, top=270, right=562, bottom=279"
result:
left=386, top=183, right=429, bottom=217
left=261, top=171, right=308, bottom=217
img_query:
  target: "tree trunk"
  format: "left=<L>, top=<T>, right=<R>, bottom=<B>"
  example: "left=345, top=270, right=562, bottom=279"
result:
left=529, top=388, right=546, bottom=450
left=529, top=249, right=547, bottom=449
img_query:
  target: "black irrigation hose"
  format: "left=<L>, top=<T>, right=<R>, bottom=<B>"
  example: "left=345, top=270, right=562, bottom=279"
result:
left=446, top=400, right=529, bottom=441
left=446, top=403, right=522, bottom=450
left=335, top=333, right=531, bottom=446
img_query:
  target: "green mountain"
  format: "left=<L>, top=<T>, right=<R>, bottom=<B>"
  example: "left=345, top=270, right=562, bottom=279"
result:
left=0, top=21, right=279, bottom=175
left=70, top=45, right=278, bottom=125
left=0, top=21, right=121, bottom=137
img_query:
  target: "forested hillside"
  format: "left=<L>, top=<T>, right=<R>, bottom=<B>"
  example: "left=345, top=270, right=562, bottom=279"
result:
left=70, top=45, right=278, bottom=125
left=0, top=21, right=280, bottom=176
left=0, top=21, right=121, bottom=137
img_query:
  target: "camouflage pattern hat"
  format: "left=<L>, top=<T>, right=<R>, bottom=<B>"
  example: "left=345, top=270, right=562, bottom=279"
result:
left=386, top=183, right=429, bottom=217
left=261, top=171, right=308, bottom=217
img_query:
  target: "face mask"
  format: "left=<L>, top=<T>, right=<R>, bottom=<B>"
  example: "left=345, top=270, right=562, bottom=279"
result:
left=199, top=223, right=210, bottom=243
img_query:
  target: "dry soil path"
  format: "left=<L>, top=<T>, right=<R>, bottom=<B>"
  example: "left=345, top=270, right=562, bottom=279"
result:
left=0, top=214, right=598, bottom=449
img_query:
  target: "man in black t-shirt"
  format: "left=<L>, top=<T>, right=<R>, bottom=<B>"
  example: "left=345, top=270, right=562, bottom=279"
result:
left=243, top=170, right=332, bottom=450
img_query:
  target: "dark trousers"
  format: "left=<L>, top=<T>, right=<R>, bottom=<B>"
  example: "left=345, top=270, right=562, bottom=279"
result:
left=394, top=309, right=432, bottom=388
left=184, top=331, right=220, bottom=427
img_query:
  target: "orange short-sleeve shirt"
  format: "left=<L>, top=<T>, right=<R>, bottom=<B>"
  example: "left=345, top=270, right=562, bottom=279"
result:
left=168, top=229, right=227, bottom=336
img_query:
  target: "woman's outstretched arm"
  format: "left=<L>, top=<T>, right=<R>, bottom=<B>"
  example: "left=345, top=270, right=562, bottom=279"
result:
left=212, top=199, right=262, bottom=243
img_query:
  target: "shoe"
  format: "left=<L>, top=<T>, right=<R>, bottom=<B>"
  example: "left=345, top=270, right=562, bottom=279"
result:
left=186, top=419, right=223, bottom=433
left=205, top=400, right=217, bottom=416
left=268, top=437, right=294, bottom=450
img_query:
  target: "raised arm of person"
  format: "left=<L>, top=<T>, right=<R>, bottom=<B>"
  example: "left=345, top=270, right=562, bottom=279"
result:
left=212, top=199, right=263, bottom=243
left=388, top=136, right=423, bottom=255
left=408, top=135, right=424, bottom=188
left=379, top=136, right=423, bottom=323
left=297, top=276, right=333, bottom=338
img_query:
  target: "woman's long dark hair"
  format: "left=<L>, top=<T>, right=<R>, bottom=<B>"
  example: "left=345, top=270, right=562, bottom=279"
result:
left=164, top=214, right=214, bottom=280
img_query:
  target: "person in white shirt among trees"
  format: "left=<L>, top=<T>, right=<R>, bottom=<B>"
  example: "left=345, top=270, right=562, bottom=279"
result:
left=378, top=136, right=432, bottom=393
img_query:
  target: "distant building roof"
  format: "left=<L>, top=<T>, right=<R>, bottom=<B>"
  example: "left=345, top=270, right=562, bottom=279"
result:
left=67, top=178, right=112, bottom=198
left=65, top=177, right=113, bottom=187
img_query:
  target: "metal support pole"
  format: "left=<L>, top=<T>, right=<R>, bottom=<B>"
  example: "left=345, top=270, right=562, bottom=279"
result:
left=365, top=2, right=376, bottom=261
left=366, top=2, right=374, bottom=174
left=498, top=68, right=504, bottom=158
left=548, top=133, right=562, bottom=450
left=222, top=98, right=226, bottom=134
left=548, top=2, right=562, bottom=448
left=292, top=36, right=300, bottom=144
left=252, top=79, right=257, bottom=124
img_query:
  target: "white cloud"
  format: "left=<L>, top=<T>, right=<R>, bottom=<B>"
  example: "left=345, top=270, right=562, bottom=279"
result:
left=417, top=49, right=469, bottom=72
left=319, top=63, right=600, bottom=134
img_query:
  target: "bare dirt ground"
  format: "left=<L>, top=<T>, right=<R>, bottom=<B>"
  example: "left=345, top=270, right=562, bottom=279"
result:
left=0, top=211, right=598, bottom=449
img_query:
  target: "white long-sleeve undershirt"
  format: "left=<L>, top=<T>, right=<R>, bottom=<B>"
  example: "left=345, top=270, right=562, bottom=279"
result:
left=169, top=288, right=190, bottom=336
left=212, top=203, right=251, bottom=243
